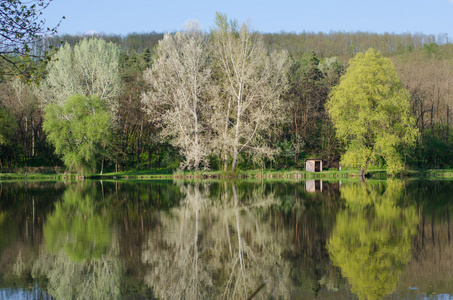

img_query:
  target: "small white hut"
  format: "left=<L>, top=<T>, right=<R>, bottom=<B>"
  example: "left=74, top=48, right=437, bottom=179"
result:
left=305, top=159, right=323, bottom=172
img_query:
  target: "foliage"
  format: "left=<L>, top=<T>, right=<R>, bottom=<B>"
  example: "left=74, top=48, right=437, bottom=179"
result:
left=43, top=94, right=110, bottom=173
left=47, top=31, right=442, bottom=63
left=286, top=51, right=343, bottom=167
left=0, top=106, right=17, bottom=146
left=327, top=48, right=419, bottom=174
left=39, top=38, right=121, bottom=115
left=0, top=0, right=62, bottom=77
left=210, top=12, right=290, bottom=171
left=142, top=21, right=211, bottom=171
left=1, top=18, right=453, bottom=172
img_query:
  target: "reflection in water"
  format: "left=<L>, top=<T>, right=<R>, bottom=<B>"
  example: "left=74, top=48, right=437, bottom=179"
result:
left=142, top=182, right=294, bottom=299
left=306, top=180, right=323, bottom=193
left=34, top=183, right=122, bottom=300
left=1, top=180, right=453, bottom=299
left=44, top=184, right=112, bottom=261
left=328, top=180, right=419, bottom=300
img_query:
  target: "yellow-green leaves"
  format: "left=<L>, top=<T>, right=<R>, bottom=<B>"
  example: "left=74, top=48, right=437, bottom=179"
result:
left=327, top=48, right=418, bottom=174
left=43, top=94, right=110, bottom=174
left=328, top=180, right=419, bottom=299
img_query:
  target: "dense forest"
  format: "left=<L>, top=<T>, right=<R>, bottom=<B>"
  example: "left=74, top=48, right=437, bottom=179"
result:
left=1, top=13, right=452, bottom=174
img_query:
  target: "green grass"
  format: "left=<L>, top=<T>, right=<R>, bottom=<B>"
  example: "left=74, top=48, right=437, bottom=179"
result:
left=88, top=168, right=174, bottom=180
left=2, top=167, right=453, bottom=181
left=0, top=173, right=80, bottom=181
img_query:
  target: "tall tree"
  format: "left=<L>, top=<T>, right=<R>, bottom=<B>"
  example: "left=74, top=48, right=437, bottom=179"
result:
left=286, top=52, right=329, bottom=165
left=142, top=21, right=212, bottom=171
left=38, top=38, right=121, bottom=115
left=211, top=13, right=290, bottom=171
left=327, top=48, right=418, bottom=175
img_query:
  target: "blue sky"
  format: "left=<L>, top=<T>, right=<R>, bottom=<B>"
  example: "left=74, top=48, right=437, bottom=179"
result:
left=44, top=0, right=453, bottom=38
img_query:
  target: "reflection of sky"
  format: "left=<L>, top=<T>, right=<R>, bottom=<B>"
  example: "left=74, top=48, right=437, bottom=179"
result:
left=425, top=294, right=453, bottom=300
left=0, top=287, right=51, bottom=299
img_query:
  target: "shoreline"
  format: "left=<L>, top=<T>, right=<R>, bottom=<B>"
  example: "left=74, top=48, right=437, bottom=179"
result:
left=1, top=168, right=453, bottom=181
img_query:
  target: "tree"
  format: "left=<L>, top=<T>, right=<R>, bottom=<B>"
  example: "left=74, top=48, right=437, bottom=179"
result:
left=43, top=94, right=110, bottom=174
left=0, top=106, right=17, bottom=169
left=327, top=48, right=418, bottom=175
left=210, top=13, right=290, bottom=171
left=286, top=52, right=330, bottom=165
left=0, top=0, right=63, bottom=76
left=38, top=38, right=121, bottom=115
left=142, top=21, right=212, bottom=171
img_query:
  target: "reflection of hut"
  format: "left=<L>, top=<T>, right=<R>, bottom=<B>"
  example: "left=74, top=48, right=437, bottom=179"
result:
left=306, top=180, right=323, bottom=193
left=305, top=159, right=323, bottom=172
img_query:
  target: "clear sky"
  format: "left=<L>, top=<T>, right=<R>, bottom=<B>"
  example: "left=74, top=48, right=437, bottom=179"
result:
left=43, top=0, right=453, bottom=39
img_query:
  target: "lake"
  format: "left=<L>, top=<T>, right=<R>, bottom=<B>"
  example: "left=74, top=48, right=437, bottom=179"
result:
left=0, top=179, right=452, bottom=299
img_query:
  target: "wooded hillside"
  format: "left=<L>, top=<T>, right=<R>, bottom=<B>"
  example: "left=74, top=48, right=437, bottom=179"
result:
left=1, top=26, right=452, bottom=173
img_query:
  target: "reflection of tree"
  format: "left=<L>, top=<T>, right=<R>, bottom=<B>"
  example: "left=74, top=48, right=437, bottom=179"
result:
left=32, top=248, right=122, bottom=300
left=44, top=184, right=111, bottom=261
left=142, top=183, right=212, bottom=299
left=328, top=180, right=418, bottom=300
left=32, top=183, right=122, bottom=300
left=142, top=182, right=294, bottom=299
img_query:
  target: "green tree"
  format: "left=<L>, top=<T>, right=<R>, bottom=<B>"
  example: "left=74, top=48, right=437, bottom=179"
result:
left=327, top=48, right=418, bottom=175
left=0, top=107, right=17, bottom=169
left=43, top=94, right=110, bottom=173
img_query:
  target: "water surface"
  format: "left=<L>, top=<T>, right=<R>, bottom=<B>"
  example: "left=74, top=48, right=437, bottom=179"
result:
left=0, top=179, right=452, bottom=299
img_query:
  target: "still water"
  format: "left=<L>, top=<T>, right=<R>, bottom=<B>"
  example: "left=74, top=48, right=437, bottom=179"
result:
left=0, top=179, right=452, bottom=299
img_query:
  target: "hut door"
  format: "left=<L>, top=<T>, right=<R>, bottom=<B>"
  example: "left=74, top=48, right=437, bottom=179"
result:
left=315, top=161, right=321, bottom=172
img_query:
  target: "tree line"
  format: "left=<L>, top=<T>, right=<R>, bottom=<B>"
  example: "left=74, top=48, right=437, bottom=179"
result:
left=0, top=13, right=452, bottom=173
left=42, top=30, right=446, bottom=60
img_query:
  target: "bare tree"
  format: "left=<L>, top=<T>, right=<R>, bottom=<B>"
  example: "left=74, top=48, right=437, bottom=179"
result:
left=142, top=21, right=212, bottom=171
left=210, top=13, right=290, bottom=171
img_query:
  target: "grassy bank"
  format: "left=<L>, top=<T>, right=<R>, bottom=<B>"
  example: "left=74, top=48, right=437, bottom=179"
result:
left=172, top=168, right=382, bottom=180
left=0, top=173, right=82, bottom=181
left=171, top=168, right=453, bottom=180
left=1, top=167, right=453, bottom=181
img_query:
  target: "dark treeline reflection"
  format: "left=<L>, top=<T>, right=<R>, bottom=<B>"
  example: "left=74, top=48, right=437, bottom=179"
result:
left=0, top=180, right=452, bottom=299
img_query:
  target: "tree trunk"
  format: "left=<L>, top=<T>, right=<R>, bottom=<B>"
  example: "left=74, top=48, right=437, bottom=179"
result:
left=359, top=169, right=366, bottom=178
left=447, top=106, right=450, bottom=143
left=31, top=118, right=35, bottom=157
left=430, top=103, right=434, bottom=140
left=232, top=148, right=239, bottom=172
left=156, top=146, right=159, bottom=169
left=223, top=153, right=228, bottom=172
left=136, top=147, right=140, bottom=171
left=223, top=98, right=231, bottom=172
left=148, top=147, right=152, bottom=169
